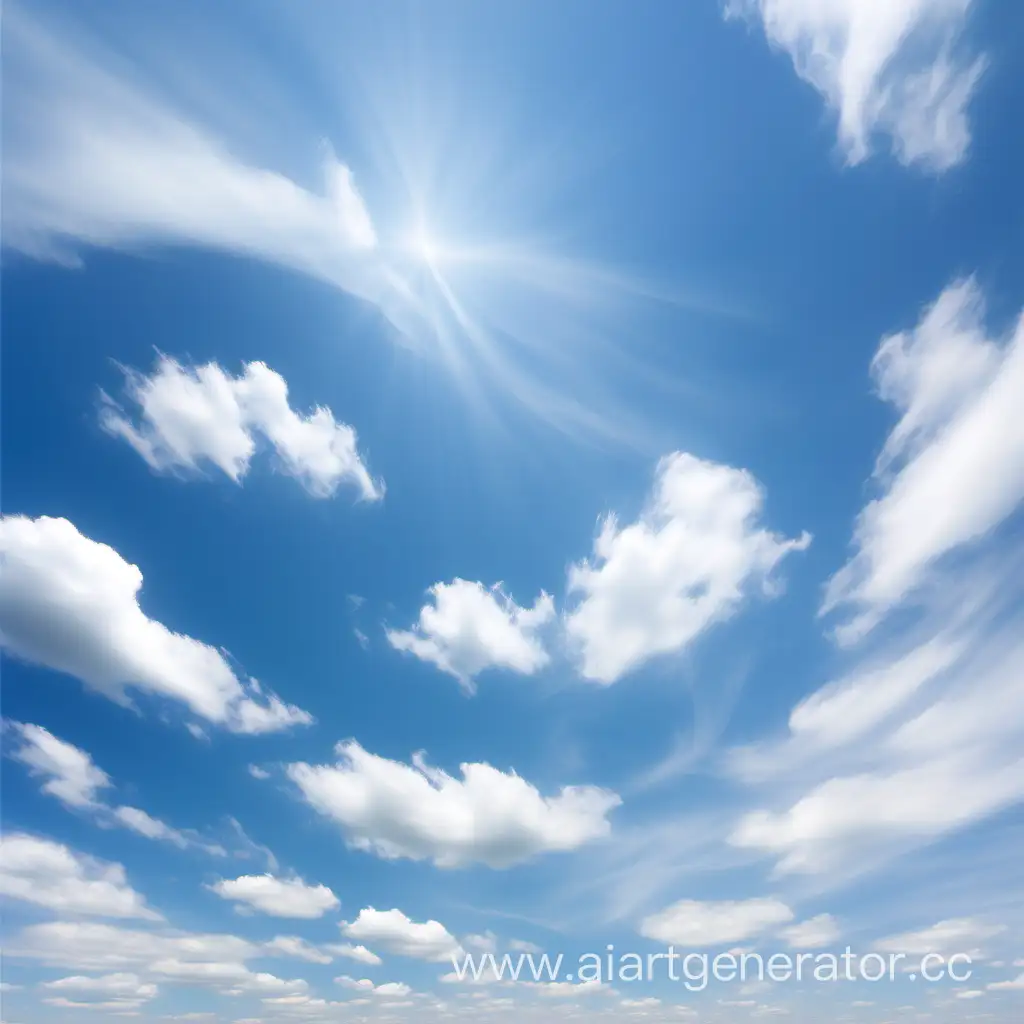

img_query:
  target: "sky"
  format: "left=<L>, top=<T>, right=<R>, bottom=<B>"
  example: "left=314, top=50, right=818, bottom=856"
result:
left=1, top=1, right=1023, bottom=1022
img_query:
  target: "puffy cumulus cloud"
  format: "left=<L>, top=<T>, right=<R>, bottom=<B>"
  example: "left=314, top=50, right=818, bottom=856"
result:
left=0, top=515, right=312, bottom=734
left=727, top=0, right=986, bottom=172
left=324, top=943, right=383, bottom=966
left=778, top=914, right=841, bottom=948
left=101, top=356, right=382, bottom=501
left=565, top=452, right=809, bottom=684
left=40, top=973, right=157, bottom=1013
left=0, top=833, right=159, bottom=920
left=6, top=720, right=111, bottom=809
left=823, top=280, right=1024, bottom=641
left=386, top=579, right=554, bottom=692
left=287, top=740, right=620, bottom=868
left=341, top=908, right=463, bottom=963
left=208, top=873, right=340, bottom=919
left=639, top=898, right=793, bottom=947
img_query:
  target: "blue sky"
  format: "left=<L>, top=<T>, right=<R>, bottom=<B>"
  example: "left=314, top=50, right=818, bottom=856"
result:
left=2, top=0, right=1023, bottom=1021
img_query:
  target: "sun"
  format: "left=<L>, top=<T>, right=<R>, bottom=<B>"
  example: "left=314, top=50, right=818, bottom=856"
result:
left=405, top=223, right=438, bottom=265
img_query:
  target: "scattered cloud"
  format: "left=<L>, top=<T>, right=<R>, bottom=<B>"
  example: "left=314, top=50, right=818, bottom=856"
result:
left=779, top=914, right=841, bottom=948
left=823, top=279, right=1024, bottom=641
left=0, top=515, right=313, bottom=734
left=40, top=973, right=157, bottom=1014
left=386, top=579, right=554, bottom=692
left=262, top=936, right=334, bottom=965
left=639, top=897, right=794, bottom=946
left=101, top=356, right=382, bottom=500
left=874, top=917, right=1006, bottom=959
left=0, top=833, right=160, bottom=920
left=341, top=908, right=463, bottom=963
left=208, top=873, right=340, bottom=919
left=6, top=720, right=111, bottom=809
left=323, top=943, right=383, bottom=967
left=287, top=740, right=620, bottom=868
left=565, top=452, right=809, bottom=683
left=727, top=0, right=986, bottom=171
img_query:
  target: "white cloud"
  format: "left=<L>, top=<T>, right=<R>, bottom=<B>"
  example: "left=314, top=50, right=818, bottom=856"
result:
left=823, top=280, right=1024, bottom=641
left=148, top=958, right=308, bottom=996
left=112, top=806, right=190, bottom=849
left=778, top=914, right=841, bottom=948
left=287, top=740, right=620, bottom=868
left=341, top=908, right=463, bottom=963
left=101, top=356, right=382, bottom=501
left=639, top=898, right=793, bottom=947
left=324, top=943, right=383, bottom=966
left=40, top=973, right=157, bottom=1013
left=565, top=452, right=809, bottom=683
left=729, top=281, right=1024, bottom=880
left=6, top=721, right=111, bottom=809
left=9, top=919, right=255, bottom=972
left=386, top=580, right=554, bottom=692
left=2, top=8, right=384, bottom=300
left=0, top=515, right=312, bottom=734
left=873, top=918, right=1006, bottom=959
left=989, top=973, right=1024, bottom=991
left=262, top=935, right=333, bottom=965
left=209, top=873, right=340, bottom=919
left=249, top=764, right=271, bottom=780
left=0, top=833, right=159, bottom=920
left=727, top=0, right=986, bottom=172
left=336, top=975, right=411, bottom=997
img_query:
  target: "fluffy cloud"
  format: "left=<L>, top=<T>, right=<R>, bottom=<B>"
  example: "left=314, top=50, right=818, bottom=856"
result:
left=639, top=897, right=793, bottom=946
left=40, top=973, right=157, bottom=1013
left=565, top=452, right=809, bottom=683
left=779, top=914, right=841, bottom=948
left=6, top=721, right=111, bottom=809
left=9, top=918, right=308, bottom=999
left=336, top=975, right=412, bottom=997
left=101, top=356, right=382, bottom=500
left=287, top=740, right=620, bottom=868
left=727, top=0, right=986, bottom=171
left=0, top=515, right=312, bottom=734
left=9, top=920, right=257, bottom=971
left=386, top=579, right=554, bottom=691
left=341, top=908, right=463, bottom=963
left=0, top=833, right=159, bottom=920
left=324, top=943, right=383, bottom=966
left=112, top=806, right=196, bottom=850
left=209, top=873, right=340, bottom=919
left=261, top=935, right=334, bottom=965
left=823, top=280, right=1024, bottom=641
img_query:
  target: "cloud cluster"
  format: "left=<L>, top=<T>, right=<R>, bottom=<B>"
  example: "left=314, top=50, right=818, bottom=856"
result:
left=287, top=741, right=620, bottom=868
left=386, top=580, right=554, bottom=691
left=341, top=908, right=463, bottom=963
left=0, top=833, right=159, bottom=920
left=728, top=0, right=986, bottom=171
left=209, top=873, right=340, bottom=919
left=566, top=452, right=809, bottom=683
left=102, top=356, right=382, bottom=500
left=729, top=281, right=1024, bottom=877
left=0, top=515, right=312, bottom=734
